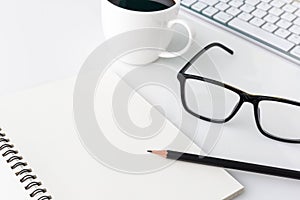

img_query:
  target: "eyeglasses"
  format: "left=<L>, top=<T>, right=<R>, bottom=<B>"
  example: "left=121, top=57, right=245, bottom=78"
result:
left=178, top=43, right=300, bottom=144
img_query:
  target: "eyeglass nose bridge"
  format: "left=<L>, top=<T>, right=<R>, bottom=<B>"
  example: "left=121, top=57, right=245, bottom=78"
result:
left=240, top=92, right=257, bottom=104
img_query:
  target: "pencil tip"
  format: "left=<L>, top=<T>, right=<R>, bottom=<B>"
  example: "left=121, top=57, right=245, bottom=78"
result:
left=147, top=150, right=167, bottom=158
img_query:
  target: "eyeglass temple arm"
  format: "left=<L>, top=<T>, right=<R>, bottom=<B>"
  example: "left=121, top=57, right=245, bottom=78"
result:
left=179, top=42, right=234, bottom=73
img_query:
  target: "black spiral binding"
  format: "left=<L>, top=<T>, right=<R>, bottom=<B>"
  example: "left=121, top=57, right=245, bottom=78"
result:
left=0, top=128, right=52, bottom=200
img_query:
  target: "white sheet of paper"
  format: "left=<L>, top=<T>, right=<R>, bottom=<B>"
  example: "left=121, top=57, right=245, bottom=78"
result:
left=0, top=71, right=243, bottom=200
left=0, top=159, right=29, bottom=200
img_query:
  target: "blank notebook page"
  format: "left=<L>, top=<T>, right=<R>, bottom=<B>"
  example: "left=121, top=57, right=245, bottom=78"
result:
left=0, top=71, right=243, bottom=200
left=0, top=159, right=30, bottom=200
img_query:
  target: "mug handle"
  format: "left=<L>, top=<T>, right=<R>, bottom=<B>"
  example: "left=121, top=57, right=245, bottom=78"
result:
left=159, top=19, right=193, bottom=58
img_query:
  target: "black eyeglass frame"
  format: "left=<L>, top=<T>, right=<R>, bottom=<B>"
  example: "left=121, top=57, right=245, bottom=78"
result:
left=177, top=43, right=300, bottom=144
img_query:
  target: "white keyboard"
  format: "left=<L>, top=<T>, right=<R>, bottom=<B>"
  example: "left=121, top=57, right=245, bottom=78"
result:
left=181, top=0, right=300, bottom=64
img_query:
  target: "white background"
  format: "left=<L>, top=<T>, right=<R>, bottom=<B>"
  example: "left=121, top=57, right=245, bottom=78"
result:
left=1, top=0, right=300, bottom=199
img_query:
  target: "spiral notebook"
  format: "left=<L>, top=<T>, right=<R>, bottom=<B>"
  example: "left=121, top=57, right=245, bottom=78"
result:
left=0, top=71, right=243, bottom=200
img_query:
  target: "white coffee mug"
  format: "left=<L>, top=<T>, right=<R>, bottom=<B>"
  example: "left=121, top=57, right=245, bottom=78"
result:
left=101, top=0, right=193, bottom=65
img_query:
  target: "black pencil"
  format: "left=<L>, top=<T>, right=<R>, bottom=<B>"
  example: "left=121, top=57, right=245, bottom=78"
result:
left=148, top=150, right=300, bottom=180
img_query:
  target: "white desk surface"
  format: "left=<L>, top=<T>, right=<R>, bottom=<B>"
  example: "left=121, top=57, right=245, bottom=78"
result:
left=1, top=0, right=300, bottom=199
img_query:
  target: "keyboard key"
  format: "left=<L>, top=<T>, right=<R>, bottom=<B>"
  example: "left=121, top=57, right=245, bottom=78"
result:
left=191, top=2, right=208, bottom=12
left=246, top=0, right=260, bottom=6
left=261, top=0, right=272, bottom=3
left=229, top=18, right=295, bottom=51
left=215, top=2, right=230, bottom=11
left=229, top=0, right=244, bottom=7
left=269, top=7, right=284, bottom=16
left=291, top=46, right=300, bottom=59
left=252, top=9, right=268, bottom=18
left=250, top=17, right=266, bottom=26
left=257, top=2, right=272, bottom=11
left=294, top=18, right=300, bottom=26
left=238, top=12, right=253, bottom=21
left=270, top=0, right=285, bottom=7
left=262, top=22, right=278, bottom=32
left=292, top=1, right=300, bottom=9
left=264, top=14, right=279, bottom=23
left=226, top=7, right=242, bottom=16
left=202, top=6, right=219, bottom=16
left=214, top=11, right=233, bottom=23
left=276, top=19, right=292, bottom=29
left=281, top=13, right=296, bottom=21
left=240, top=4, right=255, bottom=12
left=289, top=25, right=300, bottom=34
left=288, top=34, right=300, bottom=45
left=282, top=4, right=297, bottom=13
left=181, top=0, right=197, bottom=7
left=282, top=0, right=292, bottom=3
left=220, top=0, right=230, bottom=2
left=274, top=28, right=291, bottom=38
left=199, top=0, right=219, bottom=6
left=295, top=10, right=300, bottom=17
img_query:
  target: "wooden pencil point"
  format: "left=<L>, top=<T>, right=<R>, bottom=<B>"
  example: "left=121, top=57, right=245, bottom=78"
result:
left=148, top=150, right=168, bottom=158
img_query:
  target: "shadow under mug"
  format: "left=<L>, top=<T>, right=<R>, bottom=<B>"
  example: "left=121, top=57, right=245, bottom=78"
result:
left=101, top=0, right=193, bottom=65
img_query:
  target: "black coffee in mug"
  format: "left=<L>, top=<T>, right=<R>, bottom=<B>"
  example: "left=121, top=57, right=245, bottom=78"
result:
left=108, top=0, right=176, bottom=12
